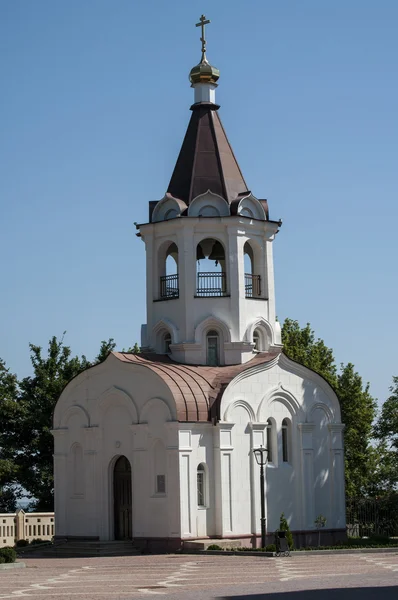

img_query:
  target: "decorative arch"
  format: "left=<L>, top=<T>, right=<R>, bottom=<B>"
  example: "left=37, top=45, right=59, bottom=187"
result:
left=139, top=397, right=174, bottom=424
left=152, top=318, right=179, bottom=353
left=59, top=404, right=90, bottom=429
left=223, top=399, right=256, bottom=423
left=237, top=194, right=266, bottom=221
left=152, top=194, right=187, bottom=222
left=98, top=386, right=138, bottom=424
left=194, top=315, right=232, bottom=344
left=308, top=402, right=334, bottom=423
left=188, top=190, right=230, bottom=217
left=257, top=384, right=301, bottom=422
left=245, top=317, right=274, bottom=350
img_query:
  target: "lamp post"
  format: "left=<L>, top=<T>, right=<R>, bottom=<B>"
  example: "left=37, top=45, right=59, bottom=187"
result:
left=253, top=445, right=268, bottom=549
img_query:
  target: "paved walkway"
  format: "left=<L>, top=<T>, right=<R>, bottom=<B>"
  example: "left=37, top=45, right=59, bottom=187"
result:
left=0, top=552, right=397, bottom=599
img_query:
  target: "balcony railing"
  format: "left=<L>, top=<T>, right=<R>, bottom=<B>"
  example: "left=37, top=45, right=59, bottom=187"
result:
left=160, top=274, right=179, bottom=299
left=196, top=272, right=227, bottom=297
left=245, top=273, right=261, bottom=298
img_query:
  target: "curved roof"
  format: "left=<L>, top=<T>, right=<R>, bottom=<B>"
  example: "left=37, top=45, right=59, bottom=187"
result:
left=113, top=351, right=280, bottom=422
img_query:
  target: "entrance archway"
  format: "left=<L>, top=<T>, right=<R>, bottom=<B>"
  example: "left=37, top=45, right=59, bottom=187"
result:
left=113, top=456, right=132, bottom=540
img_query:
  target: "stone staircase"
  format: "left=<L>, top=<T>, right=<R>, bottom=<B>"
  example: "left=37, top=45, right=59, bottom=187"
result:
left=18, top=539, right=139, bottom=558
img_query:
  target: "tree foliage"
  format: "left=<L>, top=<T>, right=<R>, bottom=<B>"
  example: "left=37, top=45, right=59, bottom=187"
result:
left=281, top=319, right=377, bottom=497
left=0, top=336, right=116, bottom=511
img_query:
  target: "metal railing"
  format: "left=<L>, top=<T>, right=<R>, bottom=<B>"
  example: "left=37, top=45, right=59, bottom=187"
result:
left=160, top=274, right=179, bottom=299
left=245, top=273, right=261, bottom=298
left=196, top=272, right=227, bottom=297
left=346, top=496, right=398, bottom=538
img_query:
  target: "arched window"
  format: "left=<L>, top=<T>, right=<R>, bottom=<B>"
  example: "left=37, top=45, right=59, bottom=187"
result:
left=196, top=238, right=227, bottom=297
left=253, top=329, right=261, bottom=351
left=282, top=418, right=290, bottom=463
left=163, top=332, right=171, bottom=354
left=266, top=419, right=273, bottom=463
left=244, top=241, right=261, bottom=298
left=197, top=463, right=207, bottom=507
left=159, top=242, right=179, bottom=299
left=206, top=330, right=219, bottom=366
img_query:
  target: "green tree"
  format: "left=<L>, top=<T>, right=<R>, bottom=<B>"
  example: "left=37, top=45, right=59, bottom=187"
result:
left=281, top=319, right=377, bottom=497
left=1, top=335, right=116, bottom=510
left=281, top=319, right=336, bottom=386
left=0, top=359, right=20, bottom=511
left=372, top=377, right=398, bottom=492
left=336, top=363, right=377, bottom=497
left=279, top=512, right=294, bottom=549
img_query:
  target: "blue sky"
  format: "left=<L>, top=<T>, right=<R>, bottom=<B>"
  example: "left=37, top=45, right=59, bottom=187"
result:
left=1, top=0, right=397, bottom=408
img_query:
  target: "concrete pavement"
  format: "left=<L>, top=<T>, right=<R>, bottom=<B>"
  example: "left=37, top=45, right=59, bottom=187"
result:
left=0, top=551, right=396, bottom=599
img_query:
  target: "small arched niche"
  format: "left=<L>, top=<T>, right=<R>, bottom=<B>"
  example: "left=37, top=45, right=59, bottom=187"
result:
left=158, top=241, right=179, bottom=299
left=196, top=238, right=227, bottom=297
left=152, top=195, right=187, bottom=222
left=237, top=194, right=266, bottom=221
left=244, top=240, right=261, bottom=298
left=188, top=191, right=230, bottom=218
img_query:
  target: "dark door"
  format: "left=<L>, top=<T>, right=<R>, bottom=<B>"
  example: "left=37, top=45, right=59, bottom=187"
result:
left=113, top=456, right=132, bottom=540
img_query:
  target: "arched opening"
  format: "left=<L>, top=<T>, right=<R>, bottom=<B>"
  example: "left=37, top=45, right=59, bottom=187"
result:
left=253, top=328, right=261, bottom=351
left=266, top=419, right=274, bottom=463
left=159, top=242, right=179, bottom=299
left=206, top=330, right=219, bottom=366
left=113, top=456, right=132, bottom=540
left=244, top=241, right=261, bottom=298
left=163, top=332, right=171, bottom=354
left=282, top=418, right=290, bottom=463
left=196, top=238, right=227, bottom=297
left=197, top=463, right=207, bottom=507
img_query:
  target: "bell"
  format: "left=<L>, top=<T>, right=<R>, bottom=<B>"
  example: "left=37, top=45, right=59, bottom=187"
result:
left=208, top=241, right=225, bottom=262
left=196, top=245, right=205, bottom=261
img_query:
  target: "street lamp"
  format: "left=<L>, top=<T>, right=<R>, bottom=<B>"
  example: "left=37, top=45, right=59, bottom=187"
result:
left=253, top=445, right=268, bottom=549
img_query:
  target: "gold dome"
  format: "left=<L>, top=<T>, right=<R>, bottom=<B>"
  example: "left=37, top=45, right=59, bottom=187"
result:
left=189, top=57, right=220, bottom=85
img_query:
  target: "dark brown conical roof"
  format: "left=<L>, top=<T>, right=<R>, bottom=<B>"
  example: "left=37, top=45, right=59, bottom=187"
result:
left=167, top=103, right=249, bottom=205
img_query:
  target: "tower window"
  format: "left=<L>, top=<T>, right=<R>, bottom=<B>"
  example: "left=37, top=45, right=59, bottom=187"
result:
left=244, top=240, right=261, bottom=298
left=197, top=463, right=206, bottom=507
left=282, top=418, right=290, bottom=463
left=196, top=238, right=227, bottom=297
left=206, top=330, right=219, bottom=366
left=164, top=332, right=172, bottom=354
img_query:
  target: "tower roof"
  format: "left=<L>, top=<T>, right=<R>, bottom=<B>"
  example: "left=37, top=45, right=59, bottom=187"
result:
left=167, top=103, right=249, bottom=205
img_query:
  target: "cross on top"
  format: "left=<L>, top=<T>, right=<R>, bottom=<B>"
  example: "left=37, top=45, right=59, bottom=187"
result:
left=195, top=14, right=210, bottom=57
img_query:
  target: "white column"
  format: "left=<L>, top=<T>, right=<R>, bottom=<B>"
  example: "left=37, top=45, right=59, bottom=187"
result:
left=249, top=423, right=267, bottom=536
left=298, top=423, right=315, bottom=530
left=165, top=423, right=181, bottom=538
left=84, top=426, right=100, bottom=538
left=178, top=429, right=193, bottom=537
left=213, top=423, right=234, bottom=536
left=328, top=424, right=346, bottom=529
left=131, top=424, right=149, bottom=538
left=51, top=428, right=68, bottom=537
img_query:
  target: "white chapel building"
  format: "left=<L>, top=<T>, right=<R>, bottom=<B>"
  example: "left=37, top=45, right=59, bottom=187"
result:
left=53, top=23, right=346, bottom=550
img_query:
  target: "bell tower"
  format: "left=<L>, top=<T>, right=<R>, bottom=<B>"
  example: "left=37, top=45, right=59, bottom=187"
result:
left=137, top=16, right=282, bottom=366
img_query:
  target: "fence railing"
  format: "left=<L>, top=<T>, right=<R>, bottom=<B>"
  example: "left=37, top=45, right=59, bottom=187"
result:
left=160, top=274, right=179, bottom=299
left=196, top=272, right=227, bottom=297
left=346, top=496, right=398, bottom=538
left=245, top=273, right=261, bottom=298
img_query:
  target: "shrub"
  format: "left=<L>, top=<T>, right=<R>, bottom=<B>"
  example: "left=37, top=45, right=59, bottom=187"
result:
left=279, top=513, right=294, bottom=549
left=265, top=544, right=276, bottom=552
left=15, top=539, right=30, bottom=548
left=0, top=547, right=17, bottom=563
left=0, top=556, right=5, bottom=564
left=30, top=538, right=46, bottom=546
left=207, top=544, right=223, bottom=551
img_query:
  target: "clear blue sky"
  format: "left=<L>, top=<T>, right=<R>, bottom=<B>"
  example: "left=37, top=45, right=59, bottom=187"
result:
left=1, top=1, right=397, bottom=408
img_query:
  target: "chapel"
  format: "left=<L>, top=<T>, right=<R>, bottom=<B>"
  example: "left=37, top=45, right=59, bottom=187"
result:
left=53, top=16, right=346, bottom=550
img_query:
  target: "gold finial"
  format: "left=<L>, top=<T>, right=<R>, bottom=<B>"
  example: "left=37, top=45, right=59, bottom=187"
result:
left=189, top=14, right=219, bottom=86
left=196, top=14, right=210, bottom=60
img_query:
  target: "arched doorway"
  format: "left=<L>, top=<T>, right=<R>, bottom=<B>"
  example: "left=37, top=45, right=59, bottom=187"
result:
left=113, top=456, right=132, bottom=540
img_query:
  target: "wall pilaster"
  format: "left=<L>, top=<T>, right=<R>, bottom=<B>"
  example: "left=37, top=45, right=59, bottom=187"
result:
left=298, top=423, right=315, bottom=530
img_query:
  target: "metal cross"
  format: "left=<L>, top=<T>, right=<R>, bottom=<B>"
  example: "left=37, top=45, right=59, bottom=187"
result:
left=195, top=14, right=210, bottom=56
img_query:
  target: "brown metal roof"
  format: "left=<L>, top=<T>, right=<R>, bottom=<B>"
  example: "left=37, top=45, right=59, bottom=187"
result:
left=113, top=350, right=281, bottom=423
left=166, top=102, right=249, bottom=205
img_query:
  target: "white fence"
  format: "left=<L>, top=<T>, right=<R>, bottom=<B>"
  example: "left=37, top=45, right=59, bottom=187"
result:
left=0, top=510, right=55, bottom=548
